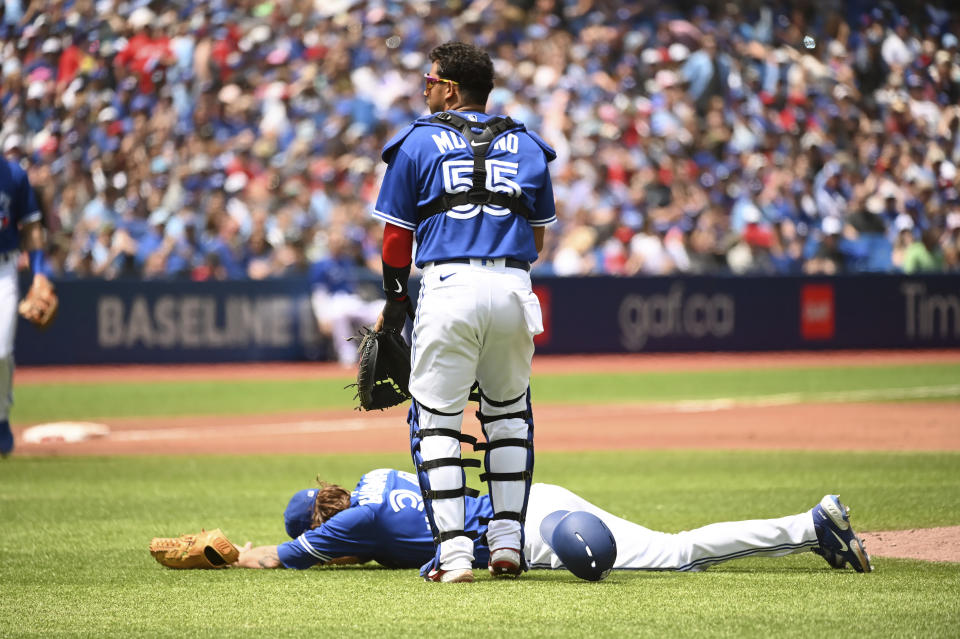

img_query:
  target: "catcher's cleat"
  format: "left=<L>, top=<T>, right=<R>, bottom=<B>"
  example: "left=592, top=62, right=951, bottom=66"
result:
left=0, top=420, right=12, bottom=458
left=811, top=495, right=873, bottom=573
left=424, top=567, right=475, bottom=583
left=488, top=548, right=522, bottom=578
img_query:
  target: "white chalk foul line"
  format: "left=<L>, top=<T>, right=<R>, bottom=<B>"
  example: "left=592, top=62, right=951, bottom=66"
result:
left=107, top=417, right=396, bottom=442
left=100, top=384, right=960, bottom=442
left=650, top=384, right=960, bottom=413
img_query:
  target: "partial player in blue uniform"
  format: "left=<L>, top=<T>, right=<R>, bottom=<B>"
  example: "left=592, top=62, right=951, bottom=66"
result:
left=371, top=41, right=556, bottom=583
left=230, top=468, right=873, bottom=575
left=274, top=468, right=493, bottom=570
left=0, top=155, right=50, bottom=457
left=308, top=233, right=382, bottom=366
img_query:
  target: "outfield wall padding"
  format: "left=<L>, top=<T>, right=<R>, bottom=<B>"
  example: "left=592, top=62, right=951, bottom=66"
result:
left=15, top=274, right=960, bottom=365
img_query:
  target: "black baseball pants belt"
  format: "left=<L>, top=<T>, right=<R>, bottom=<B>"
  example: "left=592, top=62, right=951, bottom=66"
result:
left=432, top=258, right=530, bottom=272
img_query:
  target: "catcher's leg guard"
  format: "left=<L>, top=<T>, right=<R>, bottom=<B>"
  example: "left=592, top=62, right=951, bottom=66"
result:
left=409, top=399, right=480, bottom=575
left=475, top=388, right=534, bottom=567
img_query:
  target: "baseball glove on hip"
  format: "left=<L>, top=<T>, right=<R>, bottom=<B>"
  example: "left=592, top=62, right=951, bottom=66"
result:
left=349, top=327, right=411, bottom=411
left=149, top=528, right=239, bottom=569
left=18, top=274, right=58, bottom=329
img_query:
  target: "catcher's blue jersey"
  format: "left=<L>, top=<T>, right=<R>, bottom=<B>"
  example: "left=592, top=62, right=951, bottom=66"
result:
left=0, top=159, right=41, bottom=252
left=277, top=468, right=494, bottom=569
left=372, top=111, right=557, bottom=267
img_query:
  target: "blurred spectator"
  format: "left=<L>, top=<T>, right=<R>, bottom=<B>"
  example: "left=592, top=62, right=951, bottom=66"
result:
left=904, top=229, right=945, bottom=273
left=804, top=216, right=846, bottom=275
left=309, top=233, right=382, bottom=367
left=891, top=213, right=917, bottom=271
left=942, top=213, right=960, bottom=271
left=0, top=0, right=957, bottom=285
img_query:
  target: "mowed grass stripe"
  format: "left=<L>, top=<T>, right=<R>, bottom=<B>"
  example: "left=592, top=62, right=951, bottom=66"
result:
left=0, top=451, right=958, bottom=637
left=12, top=362, right=960, bottom=422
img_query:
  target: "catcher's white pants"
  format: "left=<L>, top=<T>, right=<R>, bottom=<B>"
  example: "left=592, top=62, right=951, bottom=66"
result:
left=523, top=484, right=818, bottom=571
left=310, top=289, right=382, bottom=366
left=411, top=259, right=542, bottom=571
left=0, top=252, right=19, bottom=420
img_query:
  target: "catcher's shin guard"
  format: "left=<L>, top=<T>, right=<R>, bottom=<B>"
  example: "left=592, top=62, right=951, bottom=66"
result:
left=409, top=399, right=480, bottom=574
left=474, top=388, right=534, bottom=568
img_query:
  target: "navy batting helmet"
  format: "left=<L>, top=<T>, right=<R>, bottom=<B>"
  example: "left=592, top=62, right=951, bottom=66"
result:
left=539, top=510, right=617, bottom=581
left=284, top=489, right=317, bottom=539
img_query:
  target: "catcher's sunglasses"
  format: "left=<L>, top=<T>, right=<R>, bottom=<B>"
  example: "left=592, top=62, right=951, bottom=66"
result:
left=423, top=73, right=459, bottom=90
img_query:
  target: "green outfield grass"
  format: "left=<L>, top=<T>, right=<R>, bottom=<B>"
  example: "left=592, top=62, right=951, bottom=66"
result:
left=12, top=362, right=960, bottom=423
left=1, top=451, right=959, bottom=637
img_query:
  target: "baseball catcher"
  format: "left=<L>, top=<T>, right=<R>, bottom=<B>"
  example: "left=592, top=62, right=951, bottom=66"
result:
left=18, top=273, right=58, bottom=329
left=149, top=528, right=240, bottom=569
left=348, top=326, right=411, bottom=411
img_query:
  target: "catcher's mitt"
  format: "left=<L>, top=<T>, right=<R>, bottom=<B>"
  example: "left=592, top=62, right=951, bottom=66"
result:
left=149, top=528, right=239, bottom=569
left=349, top=327, right=411, bottom=411
left=18, top=274, right=58, bottom=329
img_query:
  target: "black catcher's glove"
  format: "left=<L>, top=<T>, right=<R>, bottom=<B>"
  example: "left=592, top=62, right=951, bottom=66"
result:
left=349, top=328, right=411, bottom=411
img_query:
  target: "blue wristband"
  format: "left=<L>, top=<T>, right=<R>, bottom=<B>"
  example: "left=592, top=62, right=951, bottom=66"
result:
left=29, top=250, right=48, bottom=276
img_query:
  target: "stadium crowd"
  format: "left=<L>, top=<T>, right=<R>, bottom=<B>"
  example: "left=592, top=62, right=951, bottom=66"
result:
left=2, top=0, right=960, bottom=282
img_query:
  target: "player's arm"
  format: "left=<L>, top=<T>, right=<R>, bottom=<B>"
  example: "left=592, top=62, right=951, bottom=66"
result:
left=529, top=155, right=556, bottom=257
left=16, top=162, right=49, bottom=283
left=375, top=222, right=415, bottom=332
left=22, top=219, right=50, bottom=282
left=233, top=543, right=284, bottom=569
left=533, top=226, right=545, bottom=254
left=232, top=543, right=364, bottom=569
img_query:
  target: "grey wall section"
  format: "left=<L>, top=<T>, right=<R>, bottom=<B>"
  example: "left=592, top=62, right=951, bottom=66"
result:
left=15, top=274, right=960, bottom=365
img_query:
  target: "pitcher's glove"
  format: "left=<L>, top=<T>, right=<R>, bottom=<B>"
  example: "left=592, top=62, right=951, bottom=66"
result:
left=149, top=528, right=240, bottom=569
left=18, top=274, right=58, bottom=329
left=348, top=327, right=411, bottom=411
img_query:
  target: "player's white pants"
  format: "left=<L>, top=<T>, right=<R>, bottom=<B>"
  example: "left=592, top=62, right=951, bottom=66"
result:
left=411, top=260, right=542, bottom=571
left=310, top=289, right=382, bottom=365
left=523, top=484, right=819, bottom=571
left=0, top=253, right=19, bottom=421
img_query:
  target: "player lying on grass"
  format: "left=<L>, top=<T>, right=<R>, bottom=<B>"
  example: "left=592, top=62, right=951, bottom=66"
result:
left=224, top=468, right=871, bottom=576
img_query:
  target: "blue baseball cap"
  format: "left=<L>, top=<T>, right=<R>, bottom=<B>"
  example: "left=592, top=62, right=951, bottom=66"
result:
left=284, top=489, right=317, bottom=539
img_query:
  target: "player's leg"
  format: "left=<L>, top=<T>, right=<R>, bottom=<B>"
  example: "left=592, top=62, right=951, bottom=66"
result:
left=523, top=483, right=662, bottom=570
left=327, top=293, right=365, bottom=366
left=309, top=288, right=340, bottom=362
left=409, top=402, right=479, bottom=581
left=523, top=485, right=819, bottom=572
left=0, top=266, right=18, bottom=457
left=652, top=512, right=820, bottom=571
left=0, top=354, right=13, bottom=457
left=408, top=268, right=482, bottom=582
left=475, top=271, right=539, bottom=576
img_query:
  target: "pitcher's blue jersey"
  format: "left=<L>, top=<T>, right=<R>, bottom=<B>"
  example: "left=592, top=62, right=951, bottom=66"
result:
left=277, top=468, right=494, bottom=569
left=373, top=112, right=556, bottom=267
left=0, top=159, right=42, bottom=252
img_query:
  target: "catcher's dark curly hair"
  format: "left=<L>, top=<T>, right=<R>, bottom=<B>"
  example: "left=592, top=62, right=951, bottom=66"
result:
left=310, top=480, right=352, bottom=529
left=429, top=41, right=494, bottom=106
